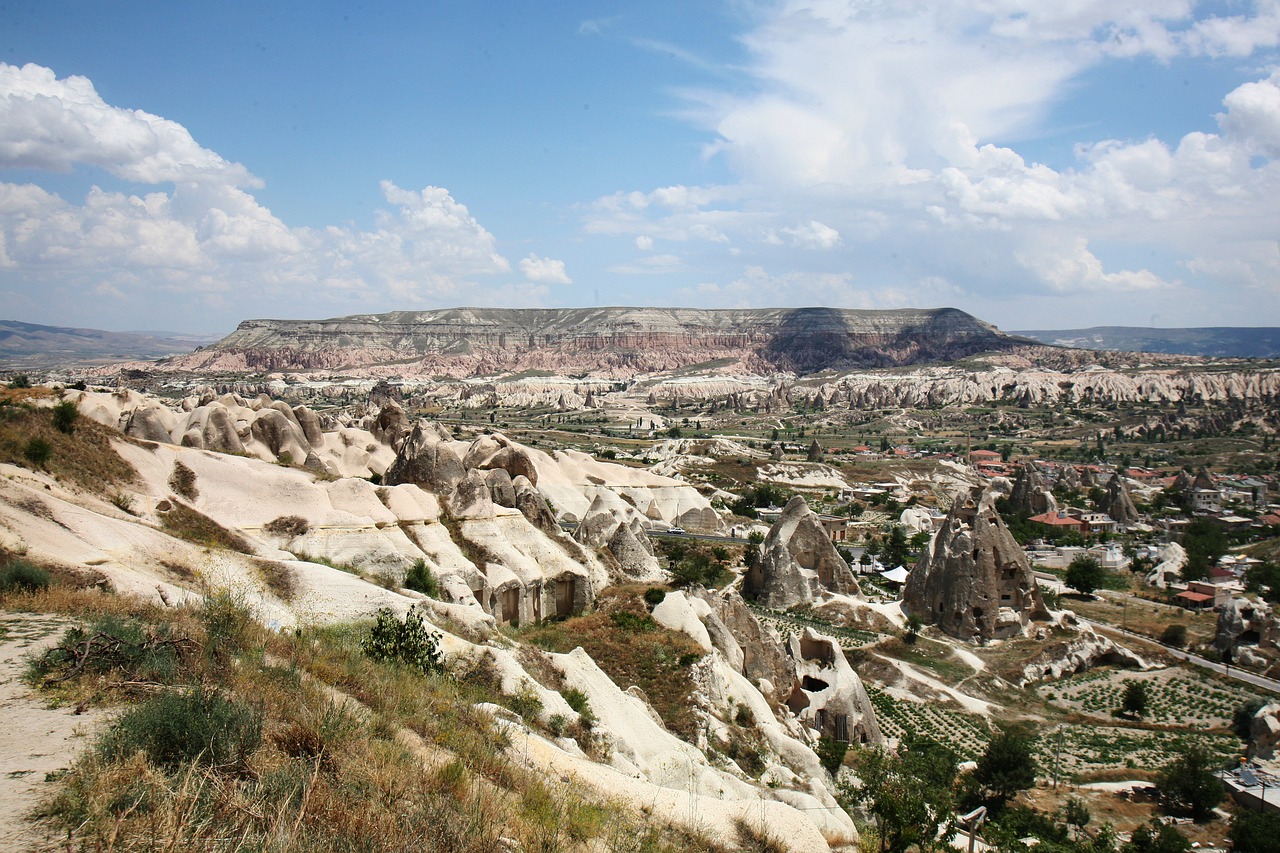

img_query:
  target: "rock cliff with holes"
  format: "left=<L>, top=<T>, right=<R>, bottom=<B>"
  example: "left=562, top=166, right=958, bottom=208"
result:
left=743, top=496, right=860, bottom=610
left=904, top=482, right=1050, bottom=642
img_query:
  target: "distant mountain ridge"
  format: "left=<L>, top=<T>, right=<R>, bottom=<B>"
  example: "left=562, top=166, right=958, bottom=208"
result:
left=1012, top=326, right=1280, bottom=358
left=0, top=320, right=223, bottom=369
left=172, top=306, right=1030, bottom=377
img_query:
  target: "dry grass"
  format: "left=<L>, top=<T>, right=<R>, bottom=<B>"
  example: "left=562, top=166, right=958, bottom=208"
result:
left=13, top=586, right=722, bottom=853
left=0, top=401, right=137, bottom=494
left=515, top=587, right=707, bottom=741
left=159, top=501, right=253, bottom=553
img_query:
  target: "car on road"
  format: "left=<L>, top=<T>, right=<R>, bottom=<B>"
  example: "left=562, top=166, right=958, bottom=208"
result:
left=666, top=527, right=685, bottom=535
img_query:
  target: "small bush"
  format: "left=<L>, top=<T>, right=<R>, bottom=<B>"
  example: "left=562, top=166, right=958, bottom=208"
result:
left=0, top=558, right=52, bottom=593
left=160, top=502, right=252, bottom=553
left=8, top=374, right=31, bottom=389
left=263, top=514, right=308, bottom=538
left=98, top=688, right=263, bottom=773
left=31, top=614, right=190, bottom=688
left=110, top=491, right=136, bottom=514
left=610, top=611, right=656, bottom=632
left=361, top=607, right=444, bottom=675
left=51, top=400, right=78, bottom=434
left=643, top=587, right=667, bottom=607
left=507, top=684, right=544, bottom=721
left=1161, top=623, right=1188, bottom=648
left=168, top=461, right=199, bottom=501
left=816, top=736, right=849, bottom=776
left=404, top=558, right=440, bottom=597
left=23, top=436, right=52, bottom=466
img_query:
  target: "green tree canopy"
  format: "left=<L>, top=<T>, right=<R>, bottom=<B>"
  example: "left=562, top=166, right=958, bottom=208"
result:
left=975, top=725, right=1037, bottom=805
left=841, top=737, right=959, bottom=853
left=1065, top=555, right=1106, bottom=597
left=1156, top=744, right=1225, bottom=821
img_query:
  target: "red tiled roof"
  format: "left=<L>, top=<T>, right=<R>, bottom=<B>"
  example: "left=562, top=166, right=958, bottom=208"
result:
left=1176, top=591, right=1214, bottom=603
left=1029, top=512, right=1082, bottom=527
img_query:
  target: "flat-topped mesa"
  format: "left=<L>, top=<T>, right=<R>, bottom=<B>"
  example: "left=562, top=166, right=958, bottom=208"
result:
left=904, top=483, right=1050, bottom=643
left=173, top=306, right=1024, bottom=376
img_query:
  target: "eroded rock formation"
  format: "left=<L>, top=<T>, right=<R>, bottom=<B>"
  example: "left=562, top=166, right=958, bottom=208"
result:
left=1009, top=462, right=1056, bottom=516
left=904, top=484, right=1049, bottom=642
left=744, top=496, right=859, bottom=609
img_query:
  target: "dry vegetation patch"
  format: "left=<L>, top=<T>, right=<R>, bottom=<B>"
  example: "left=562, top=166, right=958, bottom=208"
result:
left=159, top=502, right=253, bottom=554
left=0, top=402, right=136, bottom=494
left=516, top=588, right=706, bottom=741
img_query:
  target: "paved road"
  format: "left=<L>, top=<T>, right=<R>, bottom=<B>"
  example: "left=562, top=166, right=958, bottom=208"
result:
left=1081, top=617, right=1280, bottom=695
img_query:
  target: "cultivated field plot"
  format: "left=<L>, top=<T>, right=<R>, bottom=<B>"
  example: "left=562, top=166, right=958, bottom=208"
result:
left=1035, top=725, right=1240, bottom=779
left=747, top=605, right=881, bottom=649
left=1045, top=666, right=1264, bottom=728
left=866, top=686, right=992, bottom=761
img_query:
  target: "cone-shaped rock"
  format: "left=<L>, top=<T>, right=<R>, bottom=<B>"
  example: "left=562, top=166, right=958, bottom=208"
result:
left=1059, top=465, right=1082, bottom=492
left=744, top=496, right=859, bottom=609
left=1103, top=473, right=1139, bottom=526
left=384, top=421, right=466, bottom=495
left=904, top=484, right=1049, bottom=642
left=1009, top=462, right=1056, bottom=516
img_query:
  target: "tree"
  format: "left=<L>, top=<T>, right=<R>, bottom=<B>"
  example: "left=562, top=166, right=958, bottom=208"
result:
left=1122, top=681, right=1148, bottom=718
left=1229, top=808, right=1280, bottom=853
left=1244, top=560, right=1280, bottom=603
left=1065, top=555, right=1106, bottom=597
left=882, top=526, right=912, bottom=569
left=1123, top=821, right=1191, bottom=853
left=1160, top=624, right=1188, bottom=648
left=975, top=725, right=1037, bottom=804
left=1232, top=698, right=1267, bottom=743
left=1156, top=743, right=1225, bottom=820
left=841, top=737, right=958, bottom=853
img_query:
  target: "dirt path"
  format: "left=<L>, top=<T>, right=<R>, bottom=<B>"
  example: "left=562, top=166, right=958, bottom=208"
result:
left=0, top=611, right=107, bottom=851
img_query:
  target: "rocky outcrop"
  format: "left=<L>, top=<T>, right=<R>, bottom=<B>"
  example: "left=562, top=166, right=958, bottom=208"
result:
left=171, top=306, right=1026, bottom=377
left=904, top=484, right=1049, bottom=642
left=785, top=629, right=883, bottom=747
left=744, top=496, right=859, bottom=609
left=694, top=587, right=798, bottom=705
left=574, top=492, right=661, bottom=580
left=1215, top=598, right=1280, bottom=672
left=1248, top=703, right=1280, bottom=759
left=463, top=432, right=539, bottom=486
left=1059, top=465, right=1082, bottom=492
left=1103, top=473, right=1139, bottom=526
left=1009, top=463, right=1056, bottom=516
left=1147, top=542, right=1187, bottom=588
left=384, top=422, right=466, bottom=494
left=513, top=475, right=560, bottom=536
left=1018, top=627, right=1152, bottom=684
left=370, top=403, right=410, bottom=448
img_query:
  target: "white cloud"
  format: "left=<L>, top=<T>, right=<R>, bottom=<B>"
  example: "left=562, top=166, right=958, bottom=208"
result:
left=635, top=235, right=654, bottom=250
left=0, top=63, right=258, bottom=187
left=519, top=253, right=572, bottom=284
left=780, top=220, right=841, bottom=249
left=0, top=63, right=564, bottom=327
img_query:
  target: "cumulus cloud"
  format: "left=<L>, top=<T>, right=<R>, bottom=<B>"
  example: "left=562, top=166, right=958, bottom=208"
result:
left=0, top=63, right=258, bottom=187
left=519, top=253, right=572, bottom=284
left=584, top=2, right=1280, bottom=323
left=635, top=235, right=654, bottom=250
left=0, top=63, right=563, bottom=327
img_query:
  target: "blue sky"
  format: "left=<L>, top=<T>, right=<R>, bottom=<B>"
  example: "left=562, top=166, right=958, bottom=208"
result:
left=2, top=1, right=1280, bottom=334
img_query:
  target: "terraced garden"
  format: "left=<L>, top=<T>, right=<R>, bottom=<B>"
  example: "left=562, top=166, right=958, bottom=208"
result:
left=866, top=686, right=991, bottom=761
left=1033, top=724, right=1240, bottom=779
left=1046, top=667, right=1264, bottom=728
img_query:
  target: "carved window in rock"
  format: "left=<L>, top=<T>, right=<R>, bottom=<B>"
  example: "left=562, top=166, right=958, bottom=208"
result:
left=555, top=578, right=575, bottom=618
left=815, top=708, right=827, bottom=731
left=500, top=588, right=520, bottom=624
left=834, top=714, right=850, bottom=743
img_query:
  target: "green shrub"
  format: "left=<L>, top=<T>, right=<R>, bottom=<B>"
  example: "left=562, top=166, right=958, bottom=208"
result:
left=404, top=558, right=440, bottom=597
left=361, top=607, right=444, bottom=675
left=23, top=437, right=51, bottom=466
left=98, top=689, right=262, bottom=773
left=0, top=558, right=51, bottom=593
left=8, top=374, right=30, bottom=389
left=1160, top=624, right=1188, bottom=649
left=610, top=611, right=655, bottom=632
left=51, top=400, right=78, bottom=434
left=816, top=736, right=849, bottom=776
left=643, top=587, right=667, bottom=607
left=507, top=684, right=544, bottom=721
